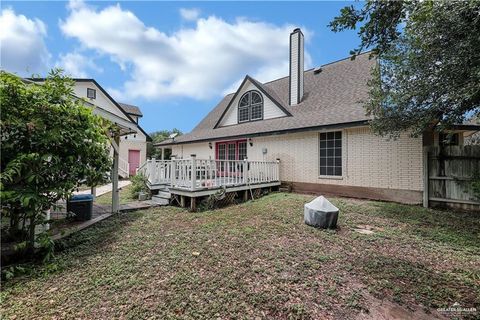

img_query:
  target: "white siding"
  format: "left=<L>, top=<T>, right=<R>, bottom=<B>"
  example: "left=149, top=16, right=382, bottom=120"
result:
left=74, top=81, right=148, bottom=171
left=290, top=33, right=299, bottom=105
left=171, top=142, right=215, bottom=159
left=299, top=34, right=304, bottom=102
left=289, top=30, right=304, bottom=105
left=219, top=81, right=287, bottom=127
left=73, top=82, right=130, bottom=121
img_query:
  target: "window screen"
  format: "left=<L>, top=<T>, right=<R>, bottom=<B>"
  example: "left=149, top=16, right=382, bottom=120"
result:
left=319, top=131, right=342, bottom=176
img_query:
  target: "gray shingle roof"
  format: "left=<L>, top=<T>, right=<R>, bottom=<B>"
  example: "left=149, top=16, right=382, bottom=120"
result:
left=119, top=102, right=143, bottom=117
left=157, top=53, right=375, bottom=146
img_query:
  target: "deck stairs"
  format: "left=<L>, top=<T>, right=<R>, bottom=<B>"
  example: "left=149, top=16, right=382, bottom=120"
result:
left=151, top=185, right=171, bottom=205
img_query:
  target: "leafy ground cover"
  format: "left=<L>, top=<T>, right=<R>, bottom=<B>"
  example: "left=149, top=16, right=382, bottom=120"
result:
left=2, top=193, right=479, bottom=319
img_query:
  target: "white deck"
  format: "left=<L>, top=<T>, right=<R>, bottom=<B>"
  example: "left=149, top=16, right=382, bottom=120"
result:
left=138, top=157, right=281, bottom=196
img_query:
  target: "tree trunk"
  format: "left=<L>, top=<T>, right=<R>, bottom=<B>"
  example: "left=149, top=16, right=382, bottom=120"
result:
left=9, top=206, right=20, bottom=231
left=26, top=216, right=36, bottom=255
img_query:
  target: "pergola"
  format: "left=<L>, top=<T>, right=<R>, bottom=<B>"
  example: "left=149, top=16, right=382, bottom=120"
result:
left=85, top=100, right=139, bottom=213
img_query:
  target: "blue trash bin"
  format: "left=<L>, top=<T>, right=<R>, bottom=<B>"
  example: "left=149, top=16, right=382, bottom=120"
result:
left=67, top=194, right=94, bottom=221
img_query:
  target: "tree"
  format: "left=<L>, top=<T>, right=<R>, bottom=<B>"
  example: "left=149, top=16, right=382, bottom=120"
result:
left=0, top=70, right=111, bottom=255
left=330, top=0, right=480, bottom=137
left=147, top=129, right=182, bottom=159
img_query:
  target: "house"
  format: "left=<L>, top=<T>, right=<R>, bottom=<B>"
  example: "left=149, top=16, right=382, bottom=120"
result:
left=72, top=80, right=151, bottom=177
left=154, top=28, right=478, bottom=205
left=31, top=78, right=152, bottom=178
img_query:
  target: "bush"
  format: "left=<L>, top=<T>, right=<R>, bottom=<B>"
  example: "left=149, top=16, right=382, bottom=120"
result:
left=129, top=174, right=150, bottom=200
left=0, top=70, right=111, bottom=256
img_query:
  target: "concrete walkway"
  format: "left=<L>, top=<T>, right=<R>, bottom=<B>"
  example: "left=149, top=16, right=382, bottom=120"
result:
left=74, top=180, right=131, bottom=197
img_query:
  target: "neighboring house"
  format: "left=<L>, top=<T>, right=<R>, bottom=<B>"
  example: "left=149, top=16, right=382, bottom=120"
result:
left=31, top=78, right=152, bottom=178
left=156, top=28, right=478, bottom=204
left=71, top=80, right=151, bottom=177
left=118, top=103, right=149, bottom=176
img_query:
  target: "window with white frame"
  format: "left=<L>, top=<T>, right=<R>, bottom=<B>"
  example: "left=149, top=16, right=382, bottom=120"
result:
left=238, top=90, right=263, bottom=123
left=319, top=131, right=342, bottom=176
left=87, top=88, right=96, bottom=99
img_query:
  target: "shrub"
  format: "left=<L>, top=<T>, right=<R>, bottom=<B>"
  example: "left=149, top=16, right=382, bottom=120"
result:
left=0, top=70, right=111, bottom=256
left=129, top=174, right=150, bottom=200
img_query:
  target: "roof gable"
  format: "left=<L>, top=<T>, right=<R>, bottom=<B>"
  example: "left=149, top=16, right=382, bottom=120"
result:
left=157, top=52, right=376, bottom=146
left=215, top=75, right=291, bottom=128
left=73, top=80, right=152, bottom=141
left=73, top=80, right=133, bottom=122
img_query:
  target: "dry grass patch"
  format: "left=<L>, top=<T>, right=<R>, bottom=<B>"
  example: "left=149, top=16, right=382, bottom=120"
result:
left=1, top=193, right=479, bottom=319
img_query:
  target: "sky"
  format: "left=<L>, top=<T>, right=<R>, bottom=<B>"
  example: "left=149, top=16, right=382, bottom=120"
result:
left=1, top=1, right=363, bottom=134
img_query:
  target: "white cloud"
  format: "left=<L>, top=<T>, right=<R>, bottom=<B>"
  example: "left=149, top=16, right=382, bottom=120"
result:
left=0, top=8, right=50, bottom=74
left=179, top=8, right=200, bottom=21
left=60, top=1, right=311, bottom=101
left=55, top=52, right=102, bottom=78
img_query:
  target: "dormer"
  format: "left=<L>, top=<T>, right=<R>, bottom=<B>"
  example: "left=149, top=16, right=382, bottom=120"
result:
left=215, top=76, right=291, bottom=128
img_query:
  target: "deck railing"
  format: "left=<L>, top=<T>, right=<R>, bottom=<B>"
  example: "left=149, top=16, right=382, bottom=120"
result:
left=118, top=157, right=130, bottom=178
left=138, top=156, right=280, bottom=191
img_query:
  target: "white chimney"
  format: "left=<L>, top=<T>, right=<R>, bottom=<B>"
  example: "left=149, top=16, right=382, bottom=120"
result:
left=289, top=28, right=304, bottom=105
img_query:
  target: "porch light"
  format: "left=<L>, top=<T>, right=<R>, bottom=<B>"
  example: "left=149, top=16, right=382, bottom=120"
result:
left=209, top=142, right=212, bottom=149
left=249, top=138, right=253, bottom=147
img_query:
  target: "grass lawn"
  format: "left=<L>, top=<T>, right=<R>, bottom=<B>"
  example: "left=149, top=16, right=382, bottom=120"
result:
left=94, top=183, right=135, bottom=205
left=2, top=193, right=479, bottom=319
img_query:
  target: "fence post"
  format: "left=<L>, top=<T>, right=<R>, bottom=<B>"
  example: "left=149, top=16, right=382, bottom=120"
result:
left=171, top=156, right=176, bottom=188
left=423, top=147, right=429, bottom=208
left=191, top=154, right=197, bottom=191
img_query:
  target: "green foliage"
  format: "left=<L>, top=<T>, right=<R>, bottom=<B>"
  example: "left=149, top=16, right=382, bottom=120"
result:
left=147, top=128, right=182, bottom=159
left=129, top=174, right=150, bottom=200
left=0, top=70, right=111, bottom=255
left=330, top=1, right=480, bottom=138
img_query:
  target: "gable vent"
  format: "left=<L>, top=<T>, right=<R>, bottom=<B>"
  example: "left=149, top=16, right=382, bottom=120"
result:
left=289, top=28, right=304, bottom=105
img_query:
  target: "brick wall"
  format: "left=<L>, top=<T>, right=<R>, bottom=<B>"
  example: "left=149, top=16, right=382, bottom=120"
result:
left=170, top=126, right=424, bottom=192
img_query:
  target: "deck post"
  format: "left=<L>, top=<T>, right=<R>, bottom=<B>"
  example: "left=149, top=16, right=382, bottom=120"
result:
left=243, top=159, right=248, bottom=185
left=171, top=156, right=176, bottom=188
left=180, top=195, right=186, bottom=208
left=191, top=154, right=197, bottom=191
left=111, top=135, right=120, bottom=213
left=276, top=158, right=281, bottom=182
left=190, top=197, right=197, bottom=211
left=150, top=158, right=156, bottom=183
left=160, top=148, right=164, bottom=160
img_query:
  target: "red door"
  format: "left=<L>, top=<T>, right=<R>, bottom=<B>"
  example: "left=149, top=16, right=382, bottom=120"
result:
left=216, top=140, right=247, bottom=176
left=128, top=150, right=141, bottom=176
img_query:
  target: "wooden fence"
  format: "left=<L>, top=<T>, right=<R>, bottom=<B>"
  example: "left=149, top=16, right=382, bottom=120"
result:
left=424, top=146, right=480, bottom=210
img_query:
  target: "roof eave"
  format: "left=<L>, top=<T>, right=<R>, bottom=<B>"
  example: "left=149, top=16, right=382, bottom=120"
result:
left=155, top=120, right=370, bottom=147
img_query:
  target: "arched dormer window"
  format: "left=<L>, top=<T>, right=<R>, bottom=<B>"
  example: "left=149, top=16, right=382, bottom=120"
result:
left=238, top=90, right=263, bottom=123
